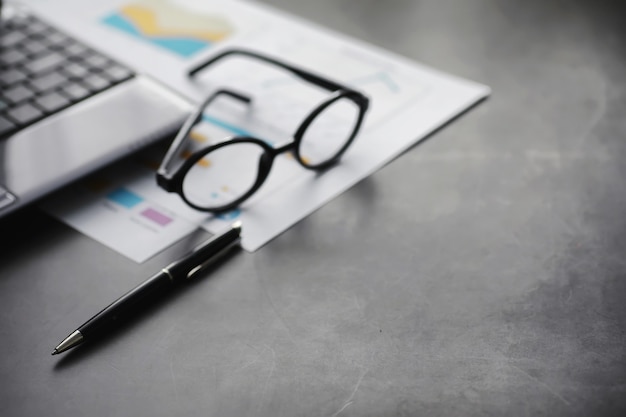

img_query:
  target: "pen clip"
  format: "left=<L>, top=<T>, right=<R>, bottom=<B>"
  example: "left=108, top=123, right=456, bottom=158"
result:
left=186, top=237, right=241, bottom=279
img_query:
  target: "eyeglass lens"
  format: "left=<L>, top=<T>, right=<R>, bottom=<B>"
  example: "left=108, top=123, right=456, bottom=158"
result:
left=180, top=93, right=362, bottom=210
left=182, top=141, right=265, bottom=208
left=298, top=96, right=361, bottom=166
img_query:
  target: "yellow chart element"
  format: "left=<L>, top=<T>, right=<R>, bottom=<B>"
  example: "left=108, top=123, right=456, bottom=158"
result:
left=120, top=3, right=232, bottom=43
left=189, top=131, right=209, bottom=143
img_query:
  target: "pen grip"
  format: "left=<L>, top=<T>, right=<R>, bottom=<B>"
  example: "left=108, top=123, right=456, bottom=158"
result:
left=77, top=271, right=173, bottom=338
left=166, top=226, right=241, bottom=279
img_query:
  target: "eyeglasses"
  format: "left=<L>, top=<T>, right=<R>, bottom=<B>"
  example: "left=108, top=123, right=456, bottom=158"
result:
left=156, top=49, right=369, bottom=213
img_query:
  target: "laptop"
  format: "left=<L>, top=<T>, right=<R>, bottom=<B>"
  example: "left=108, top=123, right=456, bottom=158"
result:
left=0, top=0, right=193, bottom=218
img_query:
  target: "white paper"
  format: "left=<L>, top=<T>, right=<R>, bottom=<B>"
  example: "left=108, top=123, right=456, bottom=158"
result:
left=36, top=0, right=490, bottom=261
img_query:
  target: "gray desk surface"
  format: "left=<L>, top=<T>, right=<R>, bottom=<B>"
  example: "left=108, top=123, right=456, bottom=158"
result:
left=1, top=0, right=625, bottom=416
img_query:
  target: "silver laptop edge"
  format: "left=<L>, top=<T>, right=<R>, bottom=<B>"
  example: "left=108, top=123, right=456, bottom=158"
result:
left=0, top=3, right=193, bottom=218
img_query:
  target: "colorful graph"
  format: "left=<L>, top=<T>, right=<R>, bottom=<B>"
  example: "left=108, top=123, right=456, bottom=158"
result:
left=107, top=187, right=174, bottom=226
left=102, top=0, right=234, bottom=58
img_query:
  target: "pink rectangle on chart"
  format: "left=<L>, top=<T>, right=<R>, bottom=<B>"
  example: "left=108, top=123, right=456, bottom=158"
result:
left=141, top=208, right=173, bottom=226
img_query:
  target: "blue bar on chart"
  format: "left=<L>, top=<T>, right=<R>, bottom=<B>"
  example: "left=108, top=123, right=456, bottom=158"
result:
left=107, top=187, right=143, bottom=208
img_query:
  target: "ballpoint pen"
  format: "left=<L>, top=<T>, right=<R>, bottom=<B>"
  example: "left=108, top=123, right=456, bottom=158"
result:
left=52, top=221, right=242, bottom=355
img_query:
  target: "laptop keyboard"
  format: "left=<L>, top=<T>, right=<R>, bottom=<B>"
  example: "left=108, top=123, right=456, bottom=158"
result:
left=0, top=11, right=134, bottom=139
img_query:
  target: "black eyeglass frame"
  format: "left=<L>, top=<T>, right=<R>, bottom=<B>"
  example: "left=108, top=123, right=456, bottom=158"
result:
left=157, top=48, right=370, bottom=213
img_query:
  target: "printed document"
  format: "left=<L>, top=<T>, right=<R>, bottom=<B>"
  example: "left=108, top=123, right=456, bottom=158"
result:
left=35, top=0, right=491, bottom=261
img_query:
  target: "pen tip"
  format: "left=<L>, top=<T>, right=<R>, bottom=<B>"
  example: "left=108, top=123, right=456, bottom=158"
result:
left=232, top=220, right=242, bottom=231
left=51, top=330, right=84, bottom=356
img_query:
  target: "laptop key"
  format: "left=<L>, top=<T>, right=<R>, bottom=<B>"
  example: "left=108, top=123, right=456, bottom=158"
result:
left=22, top=20, right=51, bottom=37
left=0, top=69, right=27, bottom=86
left=21, top=39, right=49, bottom=56
left=0, top=49, right=28, bottom=66
left=25, top=51, right=66, bottom=74
left=0, top=30, right=27, bottom=48
left=63, top=62, right=90, bottom=79
left=46, top=32, right=71, bottom=49
left=82, top=74, right=112, bottom=92
left=103, top=65, right=133, bottom=83
left=35, top=91, right=71, bottom=113
left=83, top=54, right=110, bottom=70
left=3, top=85, right=35, bottom=105
left=64, top=43, right=89, bottom=58
left=0, top=116, right=17, bottom=137
left=60, top=83, right=91, bottom=102
left=7, top=103, right=44, bottom=125
left=7, top=14, right=35, bottom=29
left=31, top=71, right=68, bottom=93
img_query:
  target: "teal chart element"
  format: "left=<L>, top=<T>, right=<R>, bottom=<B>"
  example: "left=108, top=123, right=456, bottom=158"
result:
left=102, top=13, right=210, bottom=58
left=100, top=1, right=234, bottom=58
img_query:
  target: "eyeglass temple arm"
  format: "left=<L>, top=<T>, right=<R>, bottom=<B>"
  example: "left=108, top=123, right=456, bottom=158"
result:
left=187, top=48, right=351, bottom=94
left=157, top=88, right=251, bottom=185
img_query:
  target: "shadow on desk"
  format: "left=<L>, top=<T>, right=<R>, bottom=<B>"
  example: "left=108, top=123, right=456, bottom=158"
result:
left=0, top=207, right=68, bottom=263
